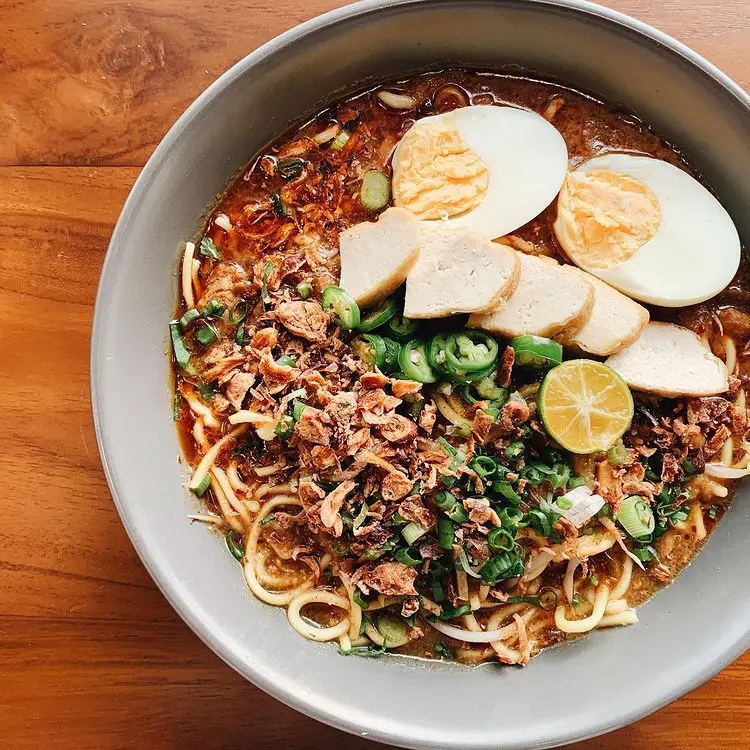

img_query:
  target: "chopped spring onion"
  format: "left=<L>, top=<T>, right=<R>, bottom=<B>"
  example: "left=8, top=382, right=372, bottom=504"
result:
left=199, top=236, right=222, bottom=260
left=394, top=546, right=422, bottom=567
left=438, top=602, right=472, bottom=620
left=277, top=157, right=306, bottom=179
left=352, top=588, right=369, bottom=609
left=339, top=644, right=386, bottom=658
left=229, top=299, right=248, bottom=325
left=274, top=415, right=295, bottom=440
left=509, top=335, right=562, bottom=368
left=469, top=455, right=497, bottom=478
left=292, top=400, right=308, bottom=422
left=607, top=440, right=630, bottom=466
left=169, top=321, right=191, bottom=369
left=322, top=286, right=361, bottom=330
left=179, top=308, right=201, bottom=330
left=552, top=485, right=605, bottom=528
left=433, top=641, right=455, bottom=659
left=487, top=526, right=514, bottom=552
left=504, top=441, right=525, bottom=459
left=616, top=495, right=656, bottom=539
left=271, top=192, right=289, bottom=217
left=434, top=490, right=457, bottom=512
left=331, top=130, right=350, bottom=150
left=708, top=504, right=720, bottom=520
left=438, top=517, right=455, bottom=550
left=353, top=501, right=369, bottom=530
left=202, top=299, right=226, bottom=319
left=376, top=614, right=408, bottom=647
left=192, top=474, right=211, bottom=496
left=360, top=170, right=391, bottom=211
left=445, top=502, right=468, bottom=524
left=275, top=354, right=297, bottom=368
left=195, top=321, right=218, bottom=347
left=402, top=521, right=429, bottom=545
left=225, top=532, right=245, bottom=561
left=507, top=588, right=558, bottom=611
left=296, top=281, right=313, bottom=300
left=381, top=337, right=401, bottom=374
left=480, top=551, right=524, bottom=583
left=454, top=546, right=481, bottom=578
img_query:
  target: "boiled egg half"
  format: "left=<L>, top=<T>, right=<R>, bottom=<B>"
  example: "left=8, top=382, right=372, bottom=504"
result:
left=392, top=105, right=568, bottom=239
left=554, top=154, right=741, bottom=307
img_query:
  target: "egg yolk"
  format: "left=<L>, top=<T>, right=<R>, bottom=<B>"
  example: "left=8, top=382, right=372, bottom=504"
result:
left=555, top=169, right=661, bottom=269
left=393, top=120, right=489, bottom=220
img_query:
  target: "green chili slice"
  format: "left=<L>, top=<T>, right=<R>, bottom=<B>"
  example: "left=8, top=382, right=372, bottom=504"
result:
left=444, top=331, right=499, bottom=373
left=357, top=297, right=398, bottom=332
left=322, top=286, right=361, bottom=330
left=381, top=337, right=402, bottom=374
left=398, top=339, right=438, bottom=383
left=352, top=334, right=387, bottom=370
left=384, top=314, right=420, bottom=342
left=225, top=532, right=245, bottom=561
left=509, top=335, right=563, bottom=368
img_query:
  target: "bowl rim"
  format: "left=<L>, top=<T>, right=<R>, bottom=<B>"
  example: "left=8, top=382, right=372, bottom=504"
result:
left=91, top=1, right=750, bottom=747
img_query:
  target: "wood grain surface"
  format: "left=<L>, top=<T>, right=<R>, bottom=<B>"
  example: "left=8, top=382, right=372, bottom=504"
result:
left=1, top=1, right=749, bottom=747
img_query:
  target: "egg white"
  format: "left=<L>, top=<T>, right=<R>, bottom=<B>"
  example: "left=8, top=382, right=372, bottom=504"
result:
left=391, top=105, right=568, bottom=239
left=573, top=154, right=741, bottom=307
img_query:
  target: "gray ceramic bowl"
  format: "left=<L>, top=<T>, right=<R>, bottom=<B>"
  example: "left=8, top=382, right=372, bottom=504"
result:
left=91, top=1, right=750, bottom=747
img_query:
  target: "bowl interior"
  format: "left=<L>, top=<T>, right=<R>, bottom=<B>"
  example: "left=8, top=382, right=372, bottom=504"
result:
left=92, top=2, right=750, bottom=748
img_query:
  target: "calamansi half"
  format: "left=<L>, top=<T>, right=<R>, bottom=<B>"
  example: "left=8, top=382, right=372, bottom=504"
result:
left=537, top=360, right=634, bottom=454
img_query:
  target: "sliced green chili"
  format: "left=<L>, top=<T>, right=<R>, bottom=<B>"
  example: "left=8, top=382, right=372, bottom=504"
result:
left=384, top=315, right=420, bottom=342
left=398, top=339, right=438, bottom=383
left=296, top=281, right=313, bottom=300
left=358, top=297, right=398, bottom=332
left=509, top=335, right=563, bottom=368
left=352, top=334, right=387, bottom=370
left=443, top=331, right=499, bottom=374
left=322, top=286, right=361, bottom=330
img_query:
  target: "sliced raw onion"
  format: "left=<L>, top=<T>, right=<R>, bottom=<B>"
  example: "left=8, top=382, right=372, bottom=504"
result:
left=427, top=618, right=509, bottom=644
left=704, top=463, right=750, bottom=479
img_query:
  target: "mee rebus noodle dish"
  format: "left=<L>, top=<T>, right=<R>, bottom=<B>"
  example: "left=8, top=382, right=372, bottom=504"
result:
left=170, top=70, right=750, bottom=665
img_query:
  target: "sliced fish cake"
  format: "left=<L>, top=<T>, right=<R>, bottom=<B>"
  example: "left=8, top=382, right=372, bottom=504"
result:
left=561, top=267, right=649, bottom=356
left=605, top=322, right=728, bottom=397
left=468, top=252, right=594, bottom=338
left=404, top=225, right=520, bottom=318
left=338, top=207, right=420, bottom=307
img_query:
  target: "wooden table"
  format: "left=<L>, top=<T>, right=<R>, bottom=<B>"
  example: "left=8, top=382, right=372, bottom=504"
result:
left=2, top=1, right=749, bottom=747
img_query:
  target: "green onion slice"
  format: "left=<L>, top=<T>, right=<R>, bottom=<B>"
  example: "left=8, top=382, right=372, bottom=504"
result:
left=229, top=299, right=248, bottom=325
left=509, top=335, right=563, bottom=368
left=322, top=286, right=361, bottom=330
left=296, top=281, right=313, bottom=300
left=616, top=495, right=655, bottom=539
left=398, top=339, right=438, bottom=383
left=195, top=321, right=217, bottom=347
left=192, top=474, right=211, bottom=496
left=331, top=130, right=350, bottom=151
left=199, top=236, right=222, bottom=260
left=360, top=170, right=391, bottom=212
left=179, top=308, right=201, bottom=330
left=169, top=321, right=191, bottom=369
left=277, top=157, right=306, bottom=179
left=394, top=546, right=422, bottom=566
left=437, top=517, right=455, bottom=550
left=402, top=521, right=429, bottom=545
left=225, top=532, right=245, bottom=561
left=292, top=400, right=308, bottom=422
